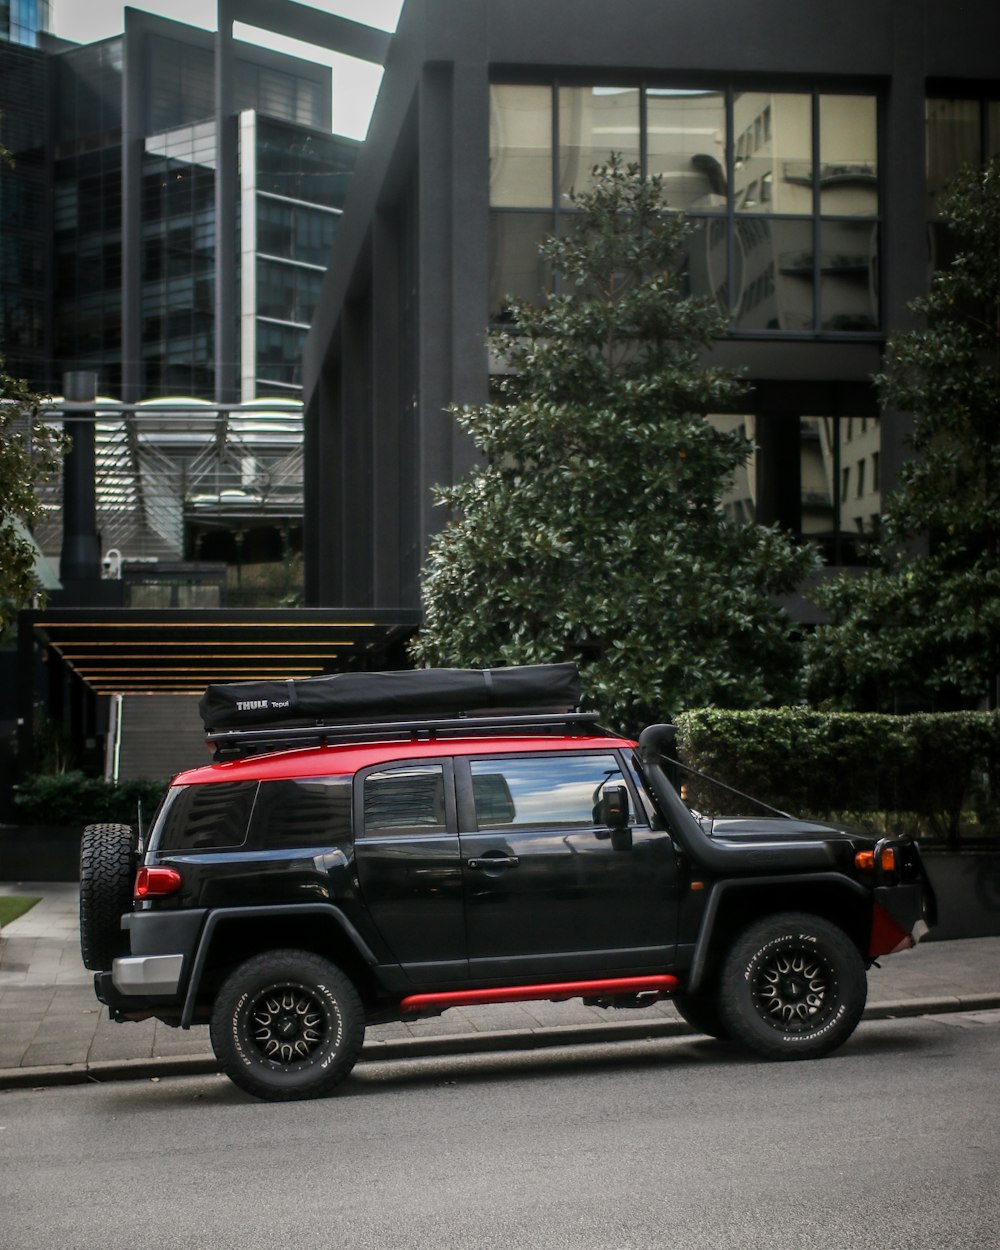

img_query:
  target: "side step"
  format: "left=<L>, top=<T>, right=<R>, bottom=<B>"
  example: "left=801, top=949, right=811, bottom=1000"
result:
left=400, top=974, right=678, bottom=1014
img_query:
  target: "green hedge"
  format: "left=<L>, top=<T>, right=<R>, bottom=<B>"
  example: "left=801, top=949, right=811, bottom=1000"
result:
left=674, top=708, right=1000, bottom=847
left=12, top=772, right=170, bottom=828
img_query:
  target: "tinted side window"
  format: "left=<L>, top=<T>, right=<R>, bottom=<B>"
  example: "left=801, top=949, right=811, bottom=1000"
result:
left=251, top=777, right=353, bottom=849
left=363, top=765, right=447, bottom=836
left=153, top=782, right=257, bottom=851
left=469, top=754, right=638, bottom=829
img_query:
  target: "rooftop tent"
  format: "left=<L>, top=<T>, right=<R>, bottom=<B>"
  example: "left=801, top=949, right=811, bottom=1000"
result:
left=199, top=663, right=582, bottom=731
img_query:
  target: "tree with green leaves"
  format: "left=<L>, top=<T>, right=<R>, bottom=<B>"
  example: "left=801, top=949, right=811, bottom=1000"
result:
left=0, top=356, right=65, bottom=636
left=807, top=158, right=1000, bottom=711
left=413, top=157, right=815, bottom=733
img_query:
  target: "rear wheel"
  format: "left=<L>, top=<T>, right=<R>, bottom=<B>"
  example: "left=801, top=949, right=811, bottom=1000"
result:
left=79, top=823, right=137, bottom=971
left=719, top=913, right=867, bottom=1061
left=210, top=950, right=365, bottom=1101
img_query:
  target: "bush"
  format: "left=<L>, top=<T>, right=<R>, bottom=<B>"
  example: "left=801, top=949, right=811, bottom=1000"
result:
left=674, top=708, right=1000, bottom=848
left=12, top=772, right=170, bottom=828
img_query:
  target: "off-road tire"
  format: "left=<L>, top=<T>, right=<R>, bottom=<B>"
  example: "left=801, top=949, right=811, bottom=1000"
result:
left=718, top=912, right=867, bottom=1061
left=79, top=823, right=137, bottom=971
left=673, top=985, right=730, bottom=1040
left=210, top=949, right=365, bottom=1102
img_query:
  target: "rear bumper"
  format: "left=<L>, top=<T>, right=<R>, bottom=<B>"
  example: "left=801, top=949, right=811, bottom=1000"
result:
left=112, top=953, right=184, bottom=996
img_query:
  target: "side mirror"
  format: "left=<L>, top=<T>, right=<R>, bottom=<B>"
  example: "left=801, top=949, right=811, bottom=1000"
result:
left=597, top=784, right=629, bottom=828
left=597, top=785, right=632, bottom=850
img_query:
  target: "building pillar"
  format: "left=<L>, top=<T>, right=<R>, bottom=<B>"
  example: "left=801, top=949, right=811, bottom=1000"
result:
left=215, top=0, right=239, bottom=404
left=60, top=371, right=102, bottom=585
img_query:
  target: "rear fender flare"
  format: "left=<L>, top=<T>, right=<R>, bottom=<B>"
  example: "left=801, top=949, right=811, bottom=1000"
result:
left=180, top=904, right=379, bottom=1028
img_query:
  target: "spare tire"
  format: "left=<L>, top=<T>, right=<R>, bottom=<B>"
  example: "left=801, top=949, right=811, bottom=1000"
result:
left=79, top=823, right=137, bottom=971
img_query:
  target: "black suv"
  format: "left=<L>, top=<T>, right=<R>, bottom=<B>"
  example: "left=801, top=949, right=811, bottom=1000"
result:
left=80, top=664, right=936, bottom=1101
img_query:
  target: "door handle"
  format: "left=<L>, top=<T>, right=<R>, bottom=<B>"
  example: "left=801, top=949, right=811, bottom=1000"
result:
left=467, top=855, right=519, bottom=870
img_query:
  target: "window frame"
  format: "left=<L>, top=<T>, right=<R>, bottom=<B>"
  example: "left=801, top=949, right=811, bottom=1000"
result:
left=454, top=749, right=649, bottom=835
left=354, top=757, right=457, bottom=841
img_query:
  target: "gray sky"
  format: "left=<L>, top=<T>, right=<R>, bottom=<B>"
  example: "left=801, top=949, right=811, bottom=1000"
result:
left=50, top=0, right=403, bottom=138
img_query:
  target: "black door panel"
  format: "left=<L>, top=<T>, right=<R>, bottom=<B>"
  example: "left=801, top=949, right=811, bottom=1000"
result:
left=458, top=752, right=677, bottom=979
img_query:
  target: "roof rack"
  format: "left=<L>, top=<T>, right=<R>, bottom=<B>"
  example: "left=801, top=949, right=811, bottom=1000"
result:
left=206, top=711, right=608, bottom=761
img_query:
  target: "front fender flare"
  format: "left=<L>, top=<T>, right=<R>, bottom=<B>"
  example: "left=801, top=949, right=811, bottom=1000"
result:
left=685, top=873, right=870, bottom=995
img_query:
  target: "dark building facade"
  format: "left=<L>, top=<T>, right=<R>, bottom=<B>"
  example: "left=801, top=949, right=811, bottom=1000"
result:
left=302, top=0, right=1000, bottom=614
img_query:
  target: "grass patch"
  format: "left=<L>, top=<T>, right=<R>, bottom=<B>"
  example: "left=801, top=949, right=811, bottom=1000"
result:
left=0, top=896, right=41, bottom=927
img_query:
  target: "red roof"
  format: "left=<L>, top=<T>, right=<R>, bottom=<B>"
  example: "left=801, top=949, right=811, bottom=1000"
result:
left=173, top=733, right=635, bottom=785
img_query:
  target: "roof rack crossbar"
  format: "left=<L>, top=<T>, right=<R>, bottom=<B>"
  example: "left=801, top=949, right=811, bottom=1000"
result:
left=207, top=711, right=605, bottom=760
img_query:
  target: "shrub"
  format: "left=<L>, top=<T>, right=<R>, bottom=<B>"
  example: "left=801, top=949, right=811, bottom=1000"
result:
left=12, top=772, right=170, bottom=828
left=674, top=708, right=1000, bottom=848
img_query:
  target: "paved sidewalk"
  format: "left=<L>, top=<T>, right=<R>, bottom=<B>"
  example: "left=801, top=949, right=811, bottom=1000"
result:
left=3, top=881, right=999, bottom=1090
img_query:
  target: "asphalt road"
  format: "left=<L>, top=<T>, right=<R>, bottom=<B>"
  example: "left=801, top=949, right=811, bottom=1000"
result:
left=2, top=1010, right=998, bottom=1250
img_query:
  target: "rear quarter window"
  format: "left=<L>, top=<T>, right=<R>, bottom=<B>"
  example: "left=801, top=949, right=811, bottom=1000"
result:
left=251, top=777, right=353, bottom=848
left=152, top=781, right=257, bottom=852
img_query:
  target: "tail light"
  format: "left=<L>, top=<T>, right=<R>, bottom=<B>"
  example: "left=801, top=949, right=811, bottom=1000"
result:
left=134, top=866, right=183, bottom=898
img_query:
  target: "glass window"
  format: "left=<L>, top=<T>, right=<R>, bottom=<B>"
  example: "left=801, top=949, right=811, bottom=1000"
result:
left=363, top=765, right=447, bottom=836
left=731, top=218, right=813, bottom=333
left=469, top=754, right=636, bottom=830
left=646, top=89, right=726, bottom=211
left=558, top=87, right=640, bottom=204
left=153, top=781, right=256, bottom=852
left=819, top=220, right=878, bottom=331
left=676, top=217, right=729, bottom=314
left=490, top=85, right=554, bottom=208
left=819, top=95, right=877, bottom=216
left=926, top=99, right=981, bottom=216
left=489, top=210, right=553, bottom=320
left=256, top=321, right=306, bottom=389
left=251, top=777, right=352, bottom=848
left=257, top=258, right=323, bottom=325
left=734, top=92, right=812, bottom=215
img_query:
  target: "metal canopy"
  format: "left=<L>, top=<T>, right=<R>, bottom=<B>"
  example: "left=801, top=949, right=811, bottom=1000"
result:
left=26, top=608, right=421, bottom=696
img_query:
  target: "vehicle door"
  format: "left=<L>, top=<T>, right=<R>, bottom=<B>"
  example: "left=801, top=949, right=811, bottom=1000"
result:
left=352, top=758, right=467, bottom=984
left=456, top=750, right=678, bottom=981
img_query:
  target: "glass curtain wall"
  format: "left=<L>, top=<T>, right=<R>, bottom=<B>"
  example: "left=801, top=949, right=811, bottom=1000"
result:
left=141, top=123, right=216, bottom=398
left=252, top=117, right=356, bottom=395
left=52, top=39, right=124, bottom=394
left=489, top=83, right=880, bottom=335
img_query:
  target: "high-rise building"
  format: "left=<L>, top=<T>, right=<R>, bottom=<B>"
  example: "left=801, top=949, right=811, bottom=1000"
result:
left=1, top=6, right=360, bottom=577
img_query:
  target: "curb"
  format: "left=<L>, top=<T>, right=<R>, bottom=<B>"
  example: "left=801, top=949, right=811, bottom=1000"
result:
left=2, top=994, right=999, bottom=1092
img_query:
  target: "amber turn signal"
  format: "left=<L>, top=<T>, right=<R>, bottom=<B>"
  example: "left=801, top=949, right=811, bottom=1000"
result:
left=855, top=848, right=896, bottom=872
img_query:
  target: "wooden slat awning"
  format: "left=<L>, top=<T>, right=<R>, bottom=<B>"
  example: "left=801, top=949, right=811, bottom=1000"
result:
left=26, top=607, right=421, bottom=695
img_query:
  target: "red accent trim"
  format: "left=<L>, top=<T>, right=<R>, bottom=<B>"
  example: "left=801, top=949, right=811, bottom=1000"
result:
left=868, top=902, right=913, bottom=957
left=400, top=974, right=679, bottom=1014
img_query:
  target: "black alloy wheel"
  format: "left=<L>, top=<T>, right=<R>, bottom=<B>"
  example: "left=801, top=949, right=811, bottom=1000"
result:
left=79, top=823, right=138, bottom=971
left=210, top=950, right=365, bottom=1101
left=718, top=912, right=867, bottom=1061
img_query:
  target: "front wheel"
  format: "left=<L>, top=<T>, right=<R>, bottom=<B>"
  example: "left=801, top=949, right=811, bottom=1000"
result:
left=719, top=913, right=867, bottom=1061
left=210, top=950, right=365, bottom=1101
